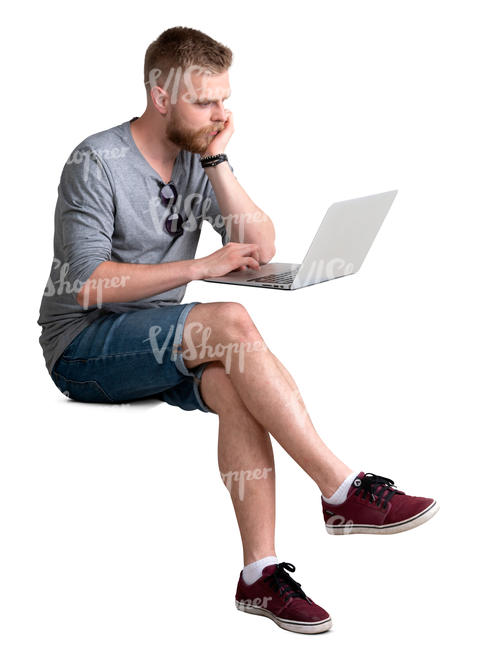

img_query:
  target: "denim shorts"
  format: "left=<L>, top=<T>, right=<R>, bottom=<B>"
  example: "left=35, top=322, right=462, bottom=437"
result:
left=50, top=301, right=216, bottom=413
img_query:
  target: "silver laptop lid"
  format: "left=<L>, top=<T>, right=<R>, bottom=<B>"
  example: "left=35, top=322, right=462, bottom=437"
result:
left=291, top=190, right=398, bottom=289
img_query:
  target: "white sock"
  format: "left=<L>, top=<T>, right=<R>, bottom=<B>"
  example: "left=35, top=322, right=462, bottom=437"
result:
left=242, top=555, right=279, bottom=585
left=322, top=471, right=359, bottom=505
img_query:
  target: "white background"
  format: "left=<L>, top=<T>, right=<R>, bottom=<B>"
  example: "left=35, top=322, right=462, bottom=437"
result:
left=1, top=0, right=489, bottom=647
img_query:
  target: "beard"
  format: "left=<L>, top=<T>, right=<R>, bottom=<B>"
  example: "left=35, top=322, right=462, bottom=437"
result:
left=166, top=109, right=222, bottom=155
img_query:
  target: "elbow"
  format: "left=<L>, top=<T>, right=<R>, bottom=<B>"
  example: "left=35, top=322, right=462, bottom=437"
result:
left=76, top=285, right=91, bottom=307
left=74, top=261, right=110, bottom=307
left=76, top=276, right=96, bottom=307
left=261, top=222, right=276, bottom=264
left=260, top=243, right=276, bottom=265
left=256, top=213, right=275, bottom=264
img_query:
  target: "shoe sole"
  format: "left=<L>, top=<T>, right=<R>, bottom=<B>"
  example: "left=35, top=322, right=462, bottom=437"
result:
left=326, top=500, right=439, bottom=535
left=235, top=600, right=332, bottom=634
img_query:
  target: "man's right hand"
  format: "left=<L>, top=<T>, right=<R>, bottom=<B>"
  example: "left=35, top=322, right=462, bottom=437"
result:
left=196, top=242, right=262, bottom=278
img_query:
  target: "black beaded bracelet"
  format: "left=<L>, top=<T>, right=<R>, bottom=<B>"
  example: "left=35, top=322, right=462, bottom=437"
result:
left=200, top=153, right=228, bottom=168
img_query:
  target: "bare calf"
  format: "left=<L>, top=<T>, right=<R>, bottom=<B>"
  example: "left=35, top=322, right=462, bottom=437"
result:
left=182, top=301, right=353, bottom=498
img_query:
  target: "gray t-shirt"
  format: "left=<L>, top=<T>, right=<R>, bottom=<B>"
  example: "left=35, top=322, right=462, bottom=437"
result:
left=38, top=117, right=232, bottom=374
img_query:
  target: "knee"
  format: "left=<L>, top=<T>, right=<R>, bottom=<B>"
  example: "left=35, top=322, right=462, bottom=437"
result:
left=215, top=302, right=259, bottom=340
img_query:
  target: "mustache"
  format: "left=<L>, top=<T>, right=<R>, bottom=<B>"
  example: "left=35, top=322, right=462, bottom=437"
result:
left=205, top=125, right=224, bottom=134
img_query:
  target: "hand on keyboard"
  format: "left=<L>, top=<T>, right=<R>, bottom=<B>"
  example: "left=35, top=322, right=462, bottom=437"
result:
left=196, top=242, right=262, bottom=278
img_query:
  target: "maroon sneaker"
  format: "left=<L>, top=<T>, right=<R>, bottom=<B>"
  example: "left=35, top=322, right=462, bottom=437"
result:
left=235, top=561, right=332, bottom=634
left=321, top=472, right=439, bottom=535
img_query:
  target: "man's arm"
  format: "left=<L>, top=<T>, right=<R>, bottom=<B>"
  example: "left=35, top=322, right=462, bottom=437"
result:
left=76, top=242, right=262, bottom=308
left=76, top=259, right=203, bottom=308
left=202, top=109, right=276, bottom=265
left=204, top=162, right=276, bottom=265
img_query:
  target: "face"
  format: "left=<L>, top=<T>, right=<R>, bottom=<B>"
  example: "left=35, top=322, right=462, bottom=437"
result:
left=165, top=69, right=231, bottom=155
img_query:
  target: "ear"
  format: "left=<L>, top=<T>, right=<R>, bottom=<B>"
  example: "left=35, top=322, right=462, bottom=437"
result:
left=150, top=86, right=171, bottom=114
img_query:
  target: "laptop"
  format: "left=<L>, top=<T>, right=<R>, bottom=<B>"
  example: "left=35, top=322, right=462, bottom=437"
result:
left=202, top=190, right=398, bottom=291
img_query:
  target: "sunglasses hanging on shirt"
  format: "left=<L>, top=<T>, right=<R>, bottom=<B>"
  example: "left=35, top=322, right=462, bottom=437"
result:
left=159, top=181, right=186, bottom=238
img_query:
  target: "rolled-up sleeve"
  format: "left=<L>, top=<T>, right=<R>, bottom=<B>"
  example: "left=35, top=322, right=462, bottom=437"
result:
left=60, top=147, right=115, bottom=287
left=201, top=162, right=235, bottom=246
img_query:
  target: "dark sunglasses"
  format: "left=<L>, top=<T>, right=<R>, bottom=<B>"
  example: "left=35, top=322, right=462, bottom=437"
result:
left=159, top=181, right=186, bottom=238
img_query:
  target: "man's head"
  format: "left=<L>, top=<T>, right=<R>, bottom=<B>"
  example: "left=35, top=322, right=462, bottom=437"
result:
left=143, top=27, right=233, bottom=155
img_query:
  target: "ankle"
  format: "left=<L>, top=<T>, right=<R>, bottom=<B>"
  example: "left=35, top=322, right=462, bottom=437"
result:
left=318, top=468, right=355, bottom=498
left=243, top=550, right=277, bottom=566
left=321, top=470, right=359, bottom=505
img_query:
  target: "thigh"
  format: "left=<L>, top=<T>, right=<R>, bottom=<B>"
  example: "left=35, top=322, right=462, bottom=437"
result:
left=51, top=301, right=215, bottom=409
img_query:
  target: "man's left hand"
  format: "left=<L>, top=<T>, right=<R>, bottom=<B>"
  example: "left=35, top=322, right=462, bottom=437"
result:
left=203, top=109, right=234, bottom=157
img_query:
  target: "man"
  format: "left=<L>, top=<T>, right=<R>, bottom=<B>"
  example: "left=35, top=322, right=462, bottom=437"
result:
left=37, top=26, right=438, bottom=634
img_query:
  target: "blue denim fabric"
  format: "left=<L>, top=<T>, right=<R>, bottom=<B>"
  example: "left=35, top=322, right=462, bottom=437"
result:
left=50, top=301, right=215, bottom=413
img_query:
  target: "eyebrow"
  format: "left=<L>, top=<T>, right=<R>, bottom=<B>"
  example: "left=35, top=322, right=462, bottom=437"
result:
left=197, top=93, right=231, bottom=102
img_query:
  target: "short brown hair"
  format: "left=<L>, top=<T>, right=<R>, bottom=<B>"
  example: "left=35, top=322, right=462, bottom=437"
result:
left=144, top=26, right=233, bottom=95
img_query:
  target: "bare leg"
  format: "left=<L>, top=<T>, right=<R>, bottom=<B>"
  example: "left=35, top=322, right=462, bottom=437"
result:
left=180, top=302, right=352, bottom=497
left=200, top=361, right=277, bottom=566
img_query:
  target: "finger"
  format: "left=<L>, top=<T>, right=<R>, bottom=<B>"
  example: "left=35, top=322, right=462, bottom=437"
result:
left=236, top=242, right=261, bottom=256
left=242, top=245, right=260, bottom=261
left=244, top=256, right=260, bottom=269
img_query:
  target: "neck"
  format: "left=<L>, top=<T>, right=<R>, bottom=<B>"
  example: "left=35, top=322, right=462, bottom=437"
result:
left=130, top=109, right=180, bottom=167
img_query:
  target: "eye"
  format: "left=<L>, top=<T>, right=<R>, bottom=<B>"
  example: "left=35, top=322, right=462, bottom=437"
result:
left=197, top=99, right=229, bottom=107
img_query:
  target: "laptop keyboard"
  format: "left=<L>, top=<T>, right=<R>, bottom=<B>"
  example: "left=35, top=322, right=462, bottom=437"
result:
left=247, top=271, right=297, bottom=284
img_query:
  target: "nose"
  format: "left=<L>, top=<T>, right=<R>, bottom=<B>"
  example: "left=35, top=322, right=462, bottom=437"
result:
left=211, top=100, right=227, bottom=122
